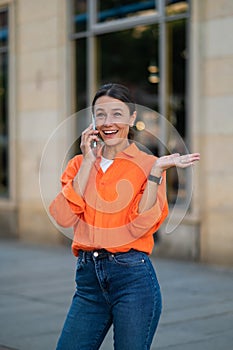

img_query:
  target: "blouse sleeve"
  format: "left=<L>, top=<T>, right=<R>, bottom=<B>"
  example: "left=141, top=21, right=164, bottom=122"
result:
left=61, top=155, right=86, bottom=214
left=49, top=192, right=79, bottom=227
left=127, top=172, right=169, bottom=237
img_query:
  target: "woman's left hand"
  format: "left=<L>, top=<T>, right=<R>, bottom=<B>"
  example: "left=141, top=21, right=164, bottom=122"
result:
left=151, top=153, right=200, bottom=176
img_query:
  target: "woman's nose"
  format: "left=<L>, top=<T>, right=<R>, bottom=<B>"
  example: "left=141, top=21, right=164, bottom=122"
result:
left=103, top=113, right=113, bottom=125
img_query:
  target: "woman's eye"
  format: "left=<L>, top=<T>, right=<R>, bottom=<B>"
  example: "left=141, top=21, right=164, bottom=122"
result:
left=96, top=113, right=105, bottom=119
left=114, top=112, right=122, bottom=118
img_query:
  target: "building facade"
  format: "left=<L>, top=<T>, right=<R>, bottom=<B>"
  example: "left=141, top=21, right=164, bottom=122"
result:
left=0, top=0, right=232, bottom=265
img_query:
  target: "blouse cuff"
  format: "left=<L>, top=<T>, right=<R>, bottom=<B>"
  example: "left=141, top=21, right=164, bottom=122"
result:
left=129, top=200, right=163, bottom=229
left=62, top=179, right=85, bottom=214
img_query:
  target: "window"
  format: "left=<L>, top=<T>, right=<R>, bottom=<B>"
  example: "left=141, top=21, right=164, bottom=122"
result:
left=96, top=25, right=161, bottom=158
left=97, top=0, right=158, bottom=23
left=97, top=25, right=159, bottom=110
left=0, top=8, right=9, bottom=198
left=165, top=19, right=188, bottom=203
left=166, top=0, right=189, bottom=16
left=71, top=0, right=190, bottom=206
left=73, top=0, right=87, bottom=33
left=75, top=38, right=87, bottom=110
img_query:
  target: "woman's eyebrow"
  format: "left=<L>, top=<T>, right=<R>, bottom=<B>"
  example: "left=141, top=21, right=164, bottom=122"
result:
left=95, top=107, right=124, bottom=112
left=111, top=108, right=124, bottom=111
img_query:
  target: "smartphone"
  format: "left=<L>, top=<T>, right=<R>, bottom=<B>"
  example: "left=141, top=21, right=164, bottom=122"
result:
left=92, top=114, right=97, bottom=148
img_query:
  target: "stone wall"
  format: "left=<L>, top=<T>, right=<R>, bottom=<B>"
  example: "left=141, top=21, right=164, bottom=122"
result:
left=195, top=0, right=233, bottom=265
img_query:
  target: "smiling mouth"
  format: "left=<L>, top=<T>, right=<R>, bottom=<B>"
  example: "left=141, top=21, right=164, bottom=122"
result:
left=103, top=130, right=118, bottom=135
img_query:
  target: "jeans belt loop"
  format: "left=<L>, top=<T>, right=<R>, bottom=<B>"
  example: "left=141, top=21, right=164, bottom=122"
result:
left=81, top=250, right=86, bottom=263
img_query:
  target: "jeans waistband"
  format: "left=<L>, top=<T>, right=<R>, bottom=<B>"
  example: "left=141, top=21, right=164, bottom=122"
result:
left=79, top=249, right=136, bottom=260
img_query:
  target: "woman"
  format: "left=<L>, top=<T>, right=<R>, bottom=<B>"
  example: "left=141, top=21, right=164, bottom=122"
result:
left=50, top=83, right=200, bottom=350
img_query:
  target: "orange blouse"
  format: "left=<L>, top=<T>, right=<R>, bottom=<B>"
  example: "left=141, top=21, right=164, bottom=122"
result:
left=49, top=143, right=169, bottom=256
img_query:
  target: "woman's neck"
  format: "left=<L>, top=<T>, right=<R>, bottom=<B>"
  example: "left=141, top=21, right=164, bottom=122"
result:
left=102, top=140, right=130, bottom=159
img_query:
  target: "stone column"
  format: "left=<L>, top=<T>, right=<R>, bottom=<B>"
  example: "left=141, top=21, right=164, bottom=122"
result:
left=195, top=0, right=233, bottom=265
left=17, top=0, right=73, bottom=244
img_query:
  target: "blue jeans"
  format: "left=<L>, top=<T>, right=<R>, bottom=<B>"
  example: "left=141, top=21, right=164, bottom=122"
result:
left=56, top=249, right=162, bottom=350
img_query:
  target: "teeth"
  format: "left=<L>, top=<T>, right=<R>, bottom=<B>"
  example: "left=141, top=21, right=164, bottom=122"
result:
left=104, top=130, right=117, bottom=134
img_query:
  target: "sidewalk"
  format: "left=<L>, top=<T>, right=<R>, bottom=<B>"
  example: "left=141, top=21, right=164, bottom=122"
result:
left=0, top=239, right=233, bottom=350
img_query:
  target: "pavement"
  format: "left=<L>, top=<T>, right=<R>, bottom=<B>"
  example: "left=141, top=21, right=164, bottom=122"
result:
left=0, top=239, right=233, bottom=350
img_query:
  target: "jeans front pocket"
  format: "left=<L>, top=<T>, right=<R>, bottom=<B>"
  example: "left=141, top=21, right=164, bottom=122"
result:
left=113, top=250, right=147, bottom=267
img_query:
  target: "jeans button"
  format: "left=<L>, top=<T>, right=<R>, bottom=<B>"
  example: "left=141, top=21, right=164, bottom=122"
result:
left=93, top=251, right=99, bottom=257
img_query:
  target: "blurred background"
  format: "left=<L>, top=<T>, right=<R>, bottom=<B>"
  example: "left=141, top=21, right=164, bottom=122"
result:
left=0, top=0, right=232, bottom=266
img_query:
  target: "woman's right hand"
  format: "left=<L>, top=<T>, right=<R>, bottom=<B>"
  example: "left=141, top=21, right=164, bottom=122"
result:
left=80, top=123, right=99, bottom=162
left=73, top=124, right=99, bottom=196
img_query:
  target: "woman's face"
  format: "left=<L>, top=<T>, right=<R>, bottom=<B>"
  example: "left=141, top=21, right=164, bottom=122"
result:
left=94, top=95, right=136, bottom=147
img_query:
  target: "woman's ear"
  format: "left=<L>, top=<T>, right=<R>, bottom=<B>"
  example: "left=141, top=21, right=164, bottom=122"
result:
left=129, top=111, right=137, bottom=127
